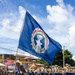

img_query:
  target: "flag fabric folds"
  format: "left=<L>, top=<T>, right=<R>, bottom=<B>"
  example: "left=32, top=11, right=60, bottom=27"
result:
left=18, top=11, right=62, bottom=63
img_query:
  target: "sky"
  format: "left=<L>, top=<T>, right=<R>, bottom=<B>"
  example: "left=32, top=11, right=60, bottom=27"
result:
left=0, top=0, right=75, bottom=59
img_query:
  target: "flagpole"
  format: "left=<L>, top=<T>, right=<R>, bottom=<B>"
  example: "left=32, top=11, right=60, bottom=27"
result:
left=62, top=45, right=65, bottom=68
left=15, top=10, right=27, bottom=61
left=2, top=54, right=4, bottom=64
left=14, top=11, right=27, bottom=75
left=15, top=48, right=18, bottom=60
left=14, top=47, right=18, bottom=75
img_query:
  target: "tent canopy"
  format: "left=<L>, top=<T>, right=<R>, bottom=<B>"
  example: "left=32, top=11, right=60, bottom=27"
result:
left=0, top=63, right=6, bottom=67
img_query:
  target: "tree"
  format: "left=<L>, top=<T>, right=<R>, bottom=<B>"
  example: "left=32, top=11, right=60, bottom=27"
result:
left=64, top=49, right=72, bottom=59
left=64, top=49, right=75, bottom=66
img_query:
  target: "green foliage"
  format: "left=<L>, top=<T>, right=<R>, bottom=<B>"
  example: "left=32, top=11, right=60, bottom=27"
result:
left=64, top=49, right=72, bottom=59
left=64, top=49, right=75, bottom=66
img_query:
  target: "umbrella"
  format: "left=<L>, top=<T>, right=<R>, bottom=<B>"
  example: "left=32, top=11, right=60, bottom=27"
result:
left=0, top=63, right=6, bottom=67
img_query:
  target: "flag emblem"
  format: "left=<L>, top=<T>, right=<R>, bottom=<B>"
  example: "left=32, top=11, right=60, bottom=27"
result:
left=31, top=28, right=49, bottom=53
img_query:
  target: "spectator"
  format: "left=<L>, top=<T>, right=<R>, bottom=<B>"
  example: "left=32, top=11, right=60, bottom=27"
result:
left=15, top=60, right=23, bottom=75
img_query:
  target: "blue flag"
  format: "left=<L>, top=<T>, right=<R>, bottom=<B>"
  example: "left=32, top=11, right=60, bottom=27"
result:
left=18, top=11, right=62, bottom=63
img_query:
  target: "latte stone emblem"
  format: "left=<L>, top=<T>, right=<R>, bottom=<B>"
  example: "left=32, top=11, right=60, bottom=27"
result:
left=31, top=28, right=49, bottom=53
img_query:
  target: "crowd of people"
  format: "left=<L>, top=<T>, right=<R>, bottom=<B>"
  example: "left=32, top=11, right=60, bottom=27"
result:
left=0, top=60, right=75, bottom=75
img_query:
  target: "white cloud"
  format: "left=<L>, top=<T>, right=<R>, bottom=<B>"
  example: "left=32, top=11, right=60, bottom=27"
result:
left=2, top=19, right=10, bottom=28
left=47, top=5, right=68, bottom=24
left=69, top=25, right=75, bottom=48
left=0, top=6, right=26, bottom=54
left=46, top=0, right=75, bottom=59
left=13, top=6, right=26, bottom=33
left=0, top=6, right=26, bottom=39
left=19, top=6, right=26, bottom=18
left=56, top=0, right=65, bottom=7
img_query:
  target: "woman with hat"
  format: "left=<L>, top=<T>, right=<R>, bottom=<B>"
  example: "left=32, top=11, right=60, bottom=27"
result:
left=15, top=60, right=25, bottom=75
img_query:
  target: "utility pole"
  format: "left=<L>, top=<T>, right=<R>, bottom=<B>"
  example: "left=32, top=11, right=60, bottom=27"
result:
left=62, top=45, right=65, bottom=68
